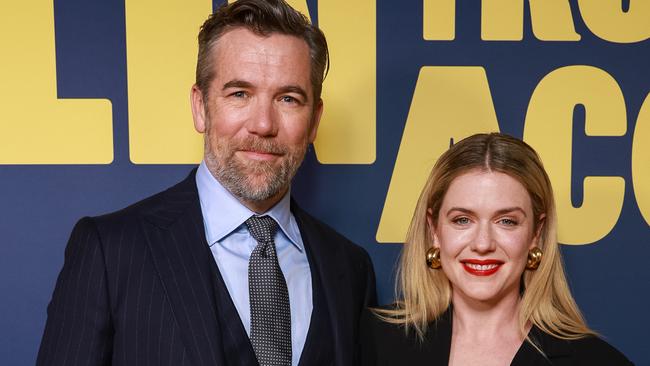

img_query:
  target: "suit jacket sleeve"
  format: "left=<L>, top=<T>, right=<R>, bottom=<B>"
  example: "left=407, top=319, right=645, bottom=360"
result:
left=37, top=217, right=113, bottom=366
left=359, top=308, right=379, bottom=366
left=353, top=247, right=378, bottom=365
left=361, top=250, right=378, bottom=309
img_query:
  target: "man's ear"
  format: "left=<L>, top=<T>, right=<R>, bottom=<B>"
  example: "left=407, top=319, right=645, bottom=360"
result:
left=190, top=84, right=207, bottom=133
left=308, top=98, right=323, bottom=143
left=426, top=208, right=439, bottom=247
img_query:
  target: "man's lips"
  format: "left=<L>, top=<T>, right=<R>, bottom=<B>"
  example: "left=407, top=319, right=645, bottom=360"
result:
left=460, top=259, right=504, bottom=276
left=238, top=149, right=282, bottom=161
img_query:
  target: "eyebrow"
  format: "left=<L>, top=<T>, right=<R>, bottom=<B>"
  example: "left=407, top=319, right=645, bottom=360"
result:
left=447, top=207, right=527, bottom=217
left=222, top=79, right=253, bottom=90
left=277, top=85, right=309, bottom=101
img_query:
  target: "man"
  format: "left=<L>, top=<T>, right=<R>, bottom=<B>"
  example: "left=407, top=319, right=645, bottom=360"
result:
left=36, top=1, right=377, bottom=365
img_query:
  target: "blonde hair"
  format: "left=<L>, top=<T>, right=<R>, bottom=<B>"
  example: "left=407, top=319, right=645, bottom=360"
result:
left=376, top=133, right=594, bottom=341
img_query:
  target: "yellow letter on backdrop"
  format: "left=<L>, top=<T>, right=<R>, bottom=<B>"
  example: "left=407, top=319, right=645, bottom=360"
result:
left=376, top=67, right=500, bottom=243
left=0, top=1, right=112, bottom=164
left=125, top=0, right=210, bottom=163
left=578, top=0, right=650, bottom=43
left=481, top=0, right=580, bottom=41
left=633, top=94, right=650, bottom=225
left=524, top=66, right=626, bottom=245
left=423, top=0, right=455, bottom=40
left=316, top=0, right=377, bottom=164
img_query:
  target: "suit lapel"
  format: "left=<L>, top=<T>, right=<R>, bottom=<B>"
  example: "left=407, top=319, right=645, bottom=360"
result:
left=292, top=201, right=351, bottom=366
left=141, top=171, right=227, bottom=366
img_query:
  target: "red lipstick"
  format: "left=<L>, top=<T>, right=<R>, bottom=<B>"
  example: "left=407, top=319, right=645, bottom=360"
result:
left=461, top=259, right=503, bottom=276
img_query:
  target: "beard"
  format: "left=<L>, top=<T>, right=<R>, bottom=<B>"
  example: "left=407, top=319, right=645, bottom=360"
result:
left=204, top=134, right=308, bottom=204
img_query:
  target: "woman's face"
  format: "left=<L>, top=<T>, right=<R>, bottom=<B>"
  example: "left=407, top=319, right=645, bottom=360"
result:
left=427, top=170, right=541, bottom=305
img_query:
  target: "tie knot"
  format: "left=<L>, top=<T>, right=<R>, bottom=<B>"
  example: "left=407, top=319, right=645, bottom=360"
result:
left=245, top=215, right=279, bottom=244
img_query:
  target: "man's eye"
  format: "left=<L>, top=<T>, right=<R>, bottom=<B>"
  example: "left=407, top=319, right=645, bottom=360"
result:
left=231, top=91, right=246, bottom=98
left=280, top=95, right=296, bottom=103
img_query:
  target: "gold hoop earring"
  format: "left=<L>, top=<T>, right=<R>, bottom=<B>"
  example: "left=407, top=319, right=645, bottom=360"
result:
left=526, top=247, right=543, bottom=270
left=426, top=247, right=441, bottom=269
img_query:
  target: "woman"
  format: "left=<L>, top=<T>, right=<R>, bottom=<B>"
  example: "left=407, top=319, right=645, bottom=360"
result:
left=361, top=133, right=632, bottom=365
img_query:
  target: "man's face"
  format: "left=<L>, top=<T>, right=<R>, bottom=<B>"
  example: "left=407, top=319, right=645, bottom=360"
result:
left=191, top=27, right=322, bottom=213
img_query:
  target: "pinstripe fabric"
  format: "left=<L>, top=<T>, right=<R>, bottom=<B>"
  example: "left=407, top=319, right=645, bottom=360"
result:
left=296, top=235, right=334, bottom=366
left=37, top=170, right=377, bottom=366
left=211, top=255, right=259, bottom=366
left=290, top=202, right=377, bottom=366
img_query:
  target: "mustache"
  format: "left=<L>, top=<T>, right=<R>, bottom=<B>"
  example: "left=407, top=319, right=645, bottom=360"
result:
left=233, top=136, right=288, bottom=155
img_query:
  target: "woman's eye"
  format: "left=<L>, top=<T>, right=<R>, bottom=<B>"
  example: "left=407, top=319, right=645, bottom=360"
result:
left=499, top=218, right=518, bottom=226
left=453, top=217, right=470, bottom=225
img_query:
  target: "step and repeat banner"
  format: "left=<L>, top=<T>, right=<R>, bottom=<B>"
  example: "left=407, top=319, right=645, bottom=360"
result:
left=1, top=0, right=648, bottom=364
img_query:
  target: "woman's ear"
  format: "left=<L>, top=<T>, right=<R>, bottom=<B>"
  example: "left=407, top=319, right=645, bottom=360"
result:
left=531, top=213, right=546, bottom=249
left=426, top=208, right=439, bottom=248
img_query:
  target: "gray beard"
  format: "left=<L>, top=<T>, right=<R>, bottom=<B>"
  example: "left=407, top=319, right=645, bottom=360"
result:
left=204, top=135, right=307, bottom=204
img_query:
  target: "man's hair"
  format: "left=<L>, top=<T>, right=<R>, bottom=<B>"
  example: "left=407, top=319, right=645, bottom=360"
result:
left=196, top=0, right=329, bottom=102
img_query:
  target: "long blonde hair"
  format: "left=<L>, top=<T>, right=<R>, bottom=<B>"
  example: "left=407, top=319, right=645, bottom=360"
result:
left=377, top=133, right=594, bottom=341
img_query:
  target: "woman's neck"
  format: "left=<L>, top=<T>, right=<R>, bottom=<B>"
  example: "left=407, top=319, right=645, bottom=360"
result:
left=451, top=289, right=524, bottom=340
left=448, top=291, right=530, bottom=366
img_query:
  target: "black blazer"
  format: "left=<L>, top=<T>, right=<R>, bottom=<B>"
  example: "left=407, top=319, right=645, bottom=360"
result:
left=360, top=308, right=633, bottom=366
left=37, top=170, right=377, bottom=366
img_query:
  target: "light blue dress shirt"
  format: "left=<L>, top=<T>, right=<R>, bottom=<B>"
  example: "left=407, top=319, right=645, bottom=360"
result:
left=195, top=161, right=312, bottom=365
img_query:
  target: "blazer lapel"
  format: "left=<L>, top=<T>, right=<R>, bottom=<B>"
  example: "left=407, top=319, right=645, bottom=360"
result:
left=512, top=326, right=572, bottom=366
left=141, top=171, right=227, bottom=366
left=427, top=308, right=453, bottom=365
left=292, top=201, right=351, bottom=366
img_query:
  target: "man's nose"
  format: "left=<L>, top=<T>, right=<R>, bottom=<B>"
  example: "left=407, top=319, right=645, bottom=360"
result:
left=471, top=222, right=497, bottom=254
left=246, top=98, right=278, bottom=137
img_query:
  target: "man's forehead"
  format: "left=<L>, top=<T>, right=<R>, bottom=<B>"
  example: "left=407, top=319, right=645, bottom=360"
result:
left=212, top=27, right=310, bottom=65
left=207, top=27, right=313, bottom=95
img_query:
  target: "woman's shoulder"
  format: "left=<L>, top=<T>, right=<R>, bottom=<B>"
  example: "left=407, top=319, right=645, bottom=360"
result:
left=568, top=335, right=633, bottom=365
left=528, top=327, right=633, bottom=365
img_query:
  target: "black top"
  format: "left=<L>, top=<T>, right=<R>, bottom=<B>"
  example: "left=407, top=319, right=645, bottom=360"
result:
left=360, top=307, right=633, bottom=366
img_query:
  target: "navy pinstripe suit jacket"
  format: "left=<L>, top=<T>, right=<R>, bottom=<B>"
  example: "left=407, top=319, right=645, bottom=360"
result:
left=37, top=170, right=377, bottom=366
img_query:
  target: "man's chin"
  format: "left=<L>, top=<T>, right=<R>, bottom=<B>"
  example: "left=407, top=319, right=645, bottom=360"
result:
left=236, top=185, right=285, bottom=204
left=225, top=172, right=284, bottom=201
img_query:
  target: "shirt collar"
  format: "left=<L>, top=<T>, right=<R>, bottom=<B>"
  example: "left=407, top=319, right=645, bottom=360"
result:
left=195, top=161, right=303, bottom=251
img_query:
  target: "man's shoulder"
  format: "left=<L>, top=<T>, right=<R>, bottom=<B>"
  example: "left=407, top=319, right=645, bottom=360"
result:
left=291, top=200, right=369, bottom=259
left=88, top=170, right=198, bottom=230
left=291, top=200, right=365, bottom=249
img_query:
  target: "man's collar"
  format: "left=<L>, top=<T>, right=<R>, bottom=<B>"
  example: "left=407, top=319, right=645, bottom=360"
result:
left=195, top=161, right=303, bottom=251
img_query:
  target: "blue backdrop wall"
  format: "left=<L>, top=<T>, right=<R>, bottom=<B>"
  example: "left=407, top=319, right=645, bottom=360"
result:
left=1, top=0, right=648, bottom=364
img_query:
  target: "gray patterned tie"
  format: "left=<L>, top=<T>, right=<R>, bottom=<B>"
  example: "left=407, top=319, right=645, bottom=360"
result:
left=245, top=215, right=292, bottom=366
